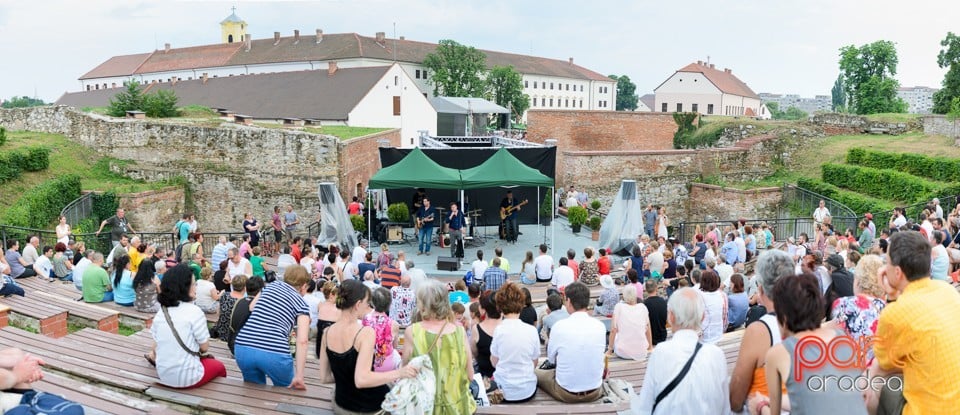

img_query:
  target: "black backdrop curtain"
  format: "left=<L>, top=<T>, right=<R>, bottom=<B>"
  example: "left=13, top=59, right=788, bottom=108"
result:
left=378, top=147, right=557, bottom=226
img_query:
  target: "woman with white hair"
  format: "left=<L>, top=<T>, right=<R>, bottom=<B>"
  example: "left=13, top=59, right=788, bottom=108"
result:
left=402, top=280, right=476, bottom=414
left=606, top=284, right=652, bottom=360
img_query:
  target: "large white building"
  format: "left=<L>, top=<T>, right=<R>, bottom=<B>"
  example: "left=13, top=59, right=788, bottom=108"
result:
left=897, top=86, right=938, bottom=114
left=653, top=61, right=760, bottom=117
left=76, top=11, right=616, bottom=121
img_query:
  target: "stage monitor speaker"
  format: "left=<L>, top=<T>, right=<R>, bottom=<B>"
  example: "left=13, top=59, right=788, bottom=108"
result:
left=437, top=256, right=459, bottom=271
left=387, top=225, right=403, bottom=242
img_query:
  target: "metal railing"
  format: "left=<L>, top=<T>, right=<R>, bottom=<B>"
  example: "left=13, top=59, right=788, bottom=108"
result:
left=781, top=184, right=856, bottom=220
left=59, top=193, right=94, bottom=227
left=676, top=216, right=861, bottom=246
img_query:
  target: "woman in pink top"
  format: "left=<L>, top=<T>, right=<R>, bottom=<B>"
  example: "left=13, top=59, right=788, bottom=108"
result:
left=362, top=287, right=401, bottom=372
left=238, top=234, right=251, bottom=258
left=606, top=285, right=652, bottom=361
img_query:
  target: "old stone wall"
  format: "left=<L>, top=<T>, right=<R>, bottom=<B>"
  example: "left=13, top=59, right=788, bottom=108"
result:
left=811, top=113, right=920, bottom=135
left=114, top=188, right=185, bottom=232
left=0, top=106, right=344, bottom=230
left=339, top=129, right=401, bottom=202
left=687, top=184, right=782, bottom=221
left=922, top=115, right=960, bottom=141
left=562, top=133, right=806, bottom=223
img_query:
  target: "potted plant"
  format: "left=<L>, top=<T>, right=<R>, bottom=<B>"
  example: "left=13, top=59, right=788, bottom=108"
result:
left=387, top=202, right=410, bottom=224
left=350, top=214, right=367, bottom=233
left=567, top=206, right=588, bottom=233
left=540, top=192, right=554, bottom=226
left=590, top=199, right=601, bottom=211
left=589, top=215, right=602, bottom=241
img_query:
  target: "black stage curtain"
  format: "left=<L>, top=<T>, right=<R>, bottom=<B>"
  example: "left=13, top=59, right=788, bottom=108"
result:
left=378, top=147, right=557, bottom=226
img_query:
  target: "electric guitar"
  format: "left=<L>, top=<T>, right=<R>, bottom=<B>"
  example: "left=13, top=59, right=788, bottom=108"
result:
left=416, top=213, right=434, bottom=230
left=500, top=199, right=529, bottom=220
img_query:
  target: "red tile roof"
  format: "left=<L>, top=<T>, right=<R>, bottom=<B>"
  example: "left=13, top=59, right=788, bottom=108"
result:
left=136, top=43, right=242, bottom=74
left=674, top=62, right=759, bottom=99
left=79, top=53, right=153, bottom=80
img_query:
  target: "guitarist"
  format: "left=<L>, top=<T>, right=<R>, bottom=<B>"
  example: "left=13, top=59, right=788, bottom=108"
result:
left=500, top=190, right=522, bottom=243
left=416, top=197, right=437, bottom=256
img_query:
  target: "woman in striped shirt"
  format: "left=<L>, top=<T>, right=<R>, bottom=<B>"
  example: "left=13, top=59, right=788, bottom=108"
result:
left=234, top=266, right=312, bottom=389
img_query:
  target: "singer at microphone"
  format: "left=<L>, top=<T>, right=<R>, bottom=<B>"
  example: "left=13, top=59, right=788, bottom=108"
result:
left=446, top=202, right=465, bottom=259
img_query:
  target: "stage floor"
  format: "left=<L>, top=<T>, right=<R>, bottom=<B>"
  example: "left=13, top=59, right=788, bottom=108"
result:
left=383, top=217, right=614, bottom=278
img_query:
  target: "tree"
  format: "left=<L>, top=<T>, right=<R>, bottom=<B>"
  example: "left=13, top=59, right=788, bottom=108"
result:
left=831, top=75, right=846, bottom=112
left=422, top=40, right=487, bottom=97
left=143, top=89, right=179, bottom=118
left=1, top=96, right=46, bottom=108
left=609, top=75, right=638, bottom=111
left=838, top=40, right=907, bottom=114
left=485, top=65, right=529, bottom=121
left=107, top=80, right=145, bottom=117
left=765, top=102, right=808, bottom=120
left=933, top=32, right=960, bottom=114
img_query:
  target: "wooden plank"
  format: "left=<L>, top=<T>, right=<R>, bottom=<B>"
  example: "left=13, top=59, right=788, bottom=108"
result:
left=35, top=372, right=186, bottom=415
left=31, top=291, right=118, bottom=320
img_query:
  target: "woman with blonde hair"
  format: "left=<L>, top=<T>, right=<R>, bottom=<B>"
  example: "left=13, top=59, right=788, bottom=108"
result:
left=606, top=284, right=652, bottom=360
left=828, top=254, right=886, bottom=366
left=402, top=280, right=476, bottom=414
left=519, top=251, right=536, bottom=285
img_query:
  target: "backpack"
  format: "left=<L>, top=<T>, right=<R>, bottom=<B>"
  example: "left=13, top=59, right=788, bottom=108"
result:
left=5, top=390, right=84, bottom=415
left=174, top=242, right=188, bottom=263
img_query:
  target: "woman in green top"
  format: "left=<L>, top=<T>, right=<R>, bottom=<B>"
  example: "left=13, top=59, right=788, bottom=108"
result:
left=402, top=279, right=476, bottom=415
left=249, top=246, right=266, bottom=278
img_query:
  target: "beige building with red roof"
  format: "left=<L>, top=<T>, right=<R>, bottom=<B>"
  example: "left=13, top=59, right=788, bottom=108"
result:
left=76, top=11, right=616, bottom=120
left=653, top=61, right=760, bottom=117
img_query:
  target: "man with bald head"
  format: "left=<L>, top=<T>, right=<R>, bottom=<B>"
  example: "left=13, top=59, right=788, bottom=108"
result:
left=389, top=274, right=416, bottom=328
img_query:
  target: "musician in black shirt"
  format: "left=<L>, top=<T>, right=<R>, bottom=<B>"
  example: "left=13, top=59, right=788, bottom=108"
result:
left=500, top=191, right=521, bottom=243
left=416, top=197, right=437, bottom=255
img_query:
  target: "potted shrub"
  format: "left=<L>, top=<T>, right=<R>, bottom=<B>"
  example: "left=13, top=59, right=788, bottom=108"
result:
left=567, top=206, right=588, bottom=233
left=589, top=215, right=602, bottom=241
left=350, top=214, right=367, bottom=233
left=540, top=192, right=553, bottom=226
left=590, top=199, right=601, bottom=211
left=387, top=202, right=410, bottom=224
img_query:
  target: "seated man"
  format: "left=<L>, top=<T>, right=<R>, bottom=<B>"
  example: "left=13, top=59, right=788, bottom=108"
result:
left=536, top=281, right=604, bottom=403
left=635, top=287, right=729, bottom=413
left=81, top=252, right=114, bottom=303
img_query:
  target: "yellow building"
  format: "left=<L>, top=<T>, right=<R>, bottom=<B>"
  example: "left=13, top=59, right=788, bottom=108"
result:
left=220, top=7, right=246, bottom=44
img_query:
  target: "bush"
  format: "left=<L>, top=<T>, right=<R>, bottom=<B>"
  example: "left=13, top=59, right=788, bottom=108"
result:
left=590, top=199, right=601, bottom=210
left=0, top=152, right=22, bottom=183
left=387, top=203, right=410, bottom=223
left=588, top=215, right=602, bottom=230
left=0, top=146, right=51, bottom=184
left=19, top=146, right=50, bottom=172
left=91, top=192, right=120, bottom=222
left=350, top=214, right=367, bottom=233
left=846, top=148, right=960, bottom=183
left=673, top=112, right=704, bottom=149
left=567, top=206, right=588, bottom=227
left=143, top=90, right=180, bottom=118
left=107, top=81, right=145, bottom=117
left=821, top=163, right=938, bottom=203
left=796, top=177, right=895, bottom=216
left=0, top=127, right=6, bottom=146
left=3, top=175, right=82, bottom=228
left=540, top=192, right=553, bottom=217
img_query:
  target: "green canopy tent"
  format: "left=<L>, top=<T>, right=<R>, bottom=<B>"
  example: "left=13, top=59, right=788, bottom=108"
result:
left=367, top=147, right=462, bottom=189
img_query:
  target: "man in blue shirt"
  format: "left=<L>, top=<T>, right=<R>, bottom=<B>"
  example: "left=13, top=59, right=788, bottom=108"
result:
left=721, top=233, right=739, bottom=266
left=416, top=198, right=437, bottom=256
left=483, top=258, right=507, bottom=291
left=446, top=202, right=465, bottom=259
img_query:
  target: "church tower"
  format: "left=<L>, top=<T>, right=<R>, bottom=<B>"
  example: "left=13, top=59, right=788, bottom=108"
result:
left=220, top=7, right=247, bottom=44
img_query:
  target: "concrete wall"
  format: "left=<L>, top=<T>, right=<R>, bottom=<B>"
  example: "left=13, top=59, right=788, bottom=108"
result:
left=687, top=184, right=782, bottom=221
left=922, top=115, right=960, bottom=141
left=0, top=106, right=345, bottom=230
left=339, top=129, right=401, bottom=202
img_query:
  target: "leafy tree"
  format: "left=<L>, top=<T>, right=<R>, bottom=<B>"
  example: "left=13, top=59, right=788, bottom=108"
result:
left=1, top=96, right=46, bottom=108
left=609, top=75, right=638, bottom=111
left=933, top=32, right=960, bottom=114
left=143, top=90, right=179, bottom=118
left=831, top=75, right=846, bottom=112
left=107, top=80, right=145, bottom=117
left=423, top=40, right=487, bottom=97
left=486, top=65, right=529, bottom=120
left=765, top=102, right=808, bottom=120
left=838, top=40, right=907, bottom=114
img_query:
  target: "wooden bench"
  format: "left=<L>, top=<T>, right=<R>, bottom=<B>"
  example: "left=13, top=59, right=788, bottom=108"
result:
left=234, top=114, right=253, bottom=125
left=125, top=110, right=146, bottom=119
left=34, top=372, right=186, bottom=415
left=31, top=291, right=120, bottom=334
left=0, top=296, right=68, bottom=338
left=89, top=301, right=156, bottom=330
left=280, top=117, right=305, bottom=127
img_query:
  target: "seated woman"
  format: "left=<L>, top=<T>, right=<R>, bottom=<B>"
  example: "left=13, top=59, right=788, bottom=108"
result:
left=112, top=255, right=136, bottom=307
left=828, top=254, right=885, bottom=366
left=519, top=287, right=537, bottom=326
left=594, top=275, right=620, bottom=317
left=234, top=266, right=311, bottom=389
left=402, top=280, right=476, bottom=414
left=318, top=280, right=417, bottom=414
left=578, top=247, right=600, bottom=286
left=471, top=290, right=501, bottom=381
left=362, top=287, right=401, bottom=372
left=212, top=275, right=247, bottom=342
left=753, top=273, right=867, bottom=415
left=606, top=285, right=651, bottom=361
left=51, top=242, right=73, bottom=282
left=491, top=283, right=540, bottom=403
left=727, top=274, right=749, bottom=331
left=315, top=282, right=340, bottom=359
left=699, top=270, right=727, bottom=344
left=194, top=267, right=221, bottom=314
left=133, top=259, right=161, bottom=313
left=147, top=264, right=227, bottom=389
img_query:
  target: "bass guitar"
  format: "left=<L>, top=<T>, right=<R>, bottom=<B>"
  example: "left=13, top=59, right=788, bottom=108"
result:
left=500, top=199, right=529, bottom=220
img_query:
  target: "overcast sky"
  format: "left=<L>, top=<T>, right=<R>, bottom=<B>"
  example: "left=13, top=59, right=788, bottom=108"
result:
left=1, top=0, right=957, bottom=102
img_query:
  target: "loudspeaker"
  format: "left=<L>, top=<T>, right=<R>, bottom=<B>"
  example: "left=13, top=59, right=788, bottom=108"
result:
left=387, top=225, right=403, bottom=242
left=437, top=256, right=459, bottom=271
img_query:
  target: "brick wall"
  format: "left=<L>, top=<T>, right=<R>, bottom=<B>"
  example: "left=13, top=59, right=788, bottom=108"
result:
left=338, top=129, right=401, bottom=202
left=687, top=184, right=782, bottom=221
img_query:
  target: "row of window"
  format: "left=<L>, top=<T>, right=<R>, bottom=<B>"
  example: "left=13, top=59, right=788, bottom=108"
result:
left=524, top=80, right=587, bottom=92
left=531, top=97, right=584, bottom=108
left=661, top=103, right=715, bottom=114
left=414, top=69, right=429, bottom=79
left=599, top=100, right=609, bottom=108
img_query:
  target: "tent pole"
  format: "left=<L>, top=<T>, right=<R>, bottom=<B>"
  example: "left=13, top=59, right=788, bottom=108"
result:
left=367, top=189, right=371, bottom=244
left=537, top=187, right=541, bottom=236
left=551, top=186, right=555, bottom=257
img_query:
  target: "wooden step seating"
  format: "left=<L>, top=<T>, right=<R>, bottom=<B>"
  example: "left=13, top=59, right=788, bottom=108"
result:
left=29, top=291, right=120, bottom=334
left=0, top=295, right=68, bottom=338
left=15, top=275, right=147, bottom=331
left=33, top=372, right=187, bottom=415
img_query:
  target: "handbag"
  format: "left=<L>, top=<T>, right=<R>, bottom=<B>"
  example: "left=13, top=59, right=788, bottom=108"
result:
left=161, top=306, right=212, bottom=359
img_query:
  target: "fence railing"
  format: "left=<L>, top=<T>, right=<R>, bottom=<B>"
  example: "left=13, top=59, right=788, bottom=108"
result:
left=676, top=216, right=861, bottom=246
left=59, top=193, right=94, bottom=228
left=781, top=184, right=856, bottom=220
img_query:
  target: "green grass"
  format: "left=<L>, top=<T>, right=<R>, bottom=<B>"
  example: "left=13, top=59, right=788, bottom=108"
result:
left=119, top=323, right=138, bottom=336
left=864, top=113, right=921, bottom=123
left=303, top=126, right=391, bottom=140
left=0, top=131, right=178, bottom=217
left=80, top=106, right=109, bottom=115
left=9, top=320, right=38, bottom=334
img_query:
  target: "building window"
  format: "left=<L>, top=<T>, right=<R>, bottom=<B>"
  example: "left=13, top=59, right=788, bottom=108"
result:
left=692, top=103, right=698, bottom=113
left=393, top=96, right=401, bottom=115
left=550, top=82, right=554, bottom=90
left=662, top=103, right=667, bottom=112
left=565, top=99, right=569, bottom=107
left=707, top=104, right=714, bottom=114
left=579, top=100, right=583, bottom=108
left=423, top=70, right=428, bottom=78
left=415, top=69, right=421, bottom=79
left=566, top=84, right=569, bottom=91
left=580, top=85, right=584, bottom=92
left=533, top=81, right=537, bottom=89
left=524, top=80, right=528, bottom=88
left=676, top=103, right=682, bottom=112
left=394, top=76, right=399, bottom=86
left=550, top=98, right=554, bottom=107
left=541, top=98, right=545, bottom=106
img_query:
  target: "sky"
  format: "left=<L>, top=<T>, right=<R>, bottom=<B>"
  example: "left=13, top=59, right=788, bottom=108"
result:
left=1, top=0, right=957, bottom=103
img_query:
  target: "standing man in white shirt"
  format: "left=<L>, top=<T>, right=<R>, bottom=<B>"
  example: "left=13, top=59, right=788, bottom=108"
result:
left=351, top=240, right=368, bottom=268
left=534, top=244, right=554, bottom=283
left=535, top=281, right=605, bottom=403
left=551, top=257, right=575, bottom=290
left=813, top=199, right=831, bottom=225
left=933, top=197, right=944, bottom=219
left=634, top=287, right=729, bottom=414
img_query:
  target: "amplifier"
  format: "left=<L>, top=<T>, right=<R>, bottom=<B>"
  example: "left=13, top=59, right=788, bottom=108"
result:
left=437, top=256, right=459, bottom=271
left=387, top=225, right=403, bottom=242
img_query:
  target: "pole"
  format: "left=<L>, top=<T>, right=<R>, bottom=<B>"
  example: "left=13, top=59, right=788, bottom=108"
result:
left=367, top=189, right=372, bottom=244
left=537, top=187, right=541, bottom=236
left=551, top=186, right=555, bottom=257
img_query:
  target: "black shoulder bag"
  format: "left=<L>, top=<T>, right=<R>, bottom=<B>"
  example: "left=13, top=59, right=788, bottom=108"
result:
left=652, top=342, right=702, bottom=413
